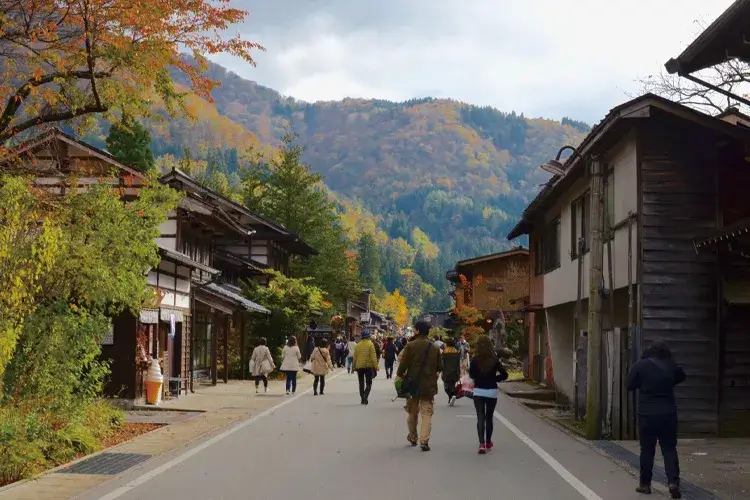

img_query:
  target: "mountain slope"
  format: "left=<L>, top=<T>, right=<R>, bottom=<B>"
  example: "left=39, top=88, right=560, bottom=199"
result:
left=163, top=62, right=588, bottom=262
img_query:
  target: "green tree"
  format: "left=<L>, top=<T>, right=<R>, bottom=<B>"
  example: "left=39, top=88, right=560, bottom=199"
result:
left=357, top=233, right=381, bottom=290
left=241, top=271, right=327, bottom=357
left=105, top=116, right=156, bottom=172
left=241, top=132, right=361, bottom=308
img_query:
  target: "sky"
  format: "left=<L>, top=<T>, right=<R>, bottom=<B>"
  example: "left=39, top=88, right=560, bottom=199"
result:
left=210, top=0, right=734, bottom=124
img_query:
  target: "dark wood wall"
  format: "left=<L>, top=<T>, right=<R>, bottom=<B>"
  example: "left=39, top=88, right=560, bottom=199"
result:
left=638, top=115, right=720, bottom=436
left=101, top=311, right=138, bottom=399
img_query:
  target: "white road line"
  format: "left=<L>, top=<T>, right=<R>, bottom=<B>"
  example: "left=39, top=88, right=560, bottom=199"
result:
left=493, top=411, right=603, bottom=500
left=97, top=371, right=347, bottom=500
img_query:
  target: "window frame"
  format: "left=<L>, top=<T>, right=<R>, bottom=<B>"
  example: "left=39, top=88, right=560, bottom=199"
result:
left=536, top=216, right=561, bottom=275
left=604, top=167, right=615, bottom=235
left=570, top=190, right=591, bottom=259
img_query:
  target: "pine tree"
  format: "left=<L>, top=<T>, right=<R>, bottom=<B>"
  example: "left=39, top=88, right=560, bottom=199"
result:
left=240, top=131, right=361, bottom=308
left=357, top=233, right=381, bottom=290
left=105, top=115, right=155, bottom=172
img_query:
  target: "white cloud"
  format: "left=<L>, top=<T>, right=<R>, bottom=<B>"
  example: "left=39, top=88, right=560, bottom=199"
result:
left=211, top=0, right=734, bottom=123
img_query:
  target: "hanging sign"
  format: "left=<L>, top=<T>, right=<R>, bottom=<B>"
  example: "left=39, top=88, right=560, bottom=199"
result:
left=169, top=313, right=176, bottom=339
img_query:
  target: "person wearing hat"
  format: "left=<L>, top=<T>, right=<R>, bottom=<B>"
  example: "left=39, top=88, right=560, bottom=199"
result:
left=352, top=330, right=379, bottom=405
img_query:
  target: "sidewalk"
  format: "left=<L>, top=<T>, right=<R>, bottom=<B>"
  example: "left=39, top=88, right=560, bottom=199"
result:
left=0, top=372, right=326, bottom=500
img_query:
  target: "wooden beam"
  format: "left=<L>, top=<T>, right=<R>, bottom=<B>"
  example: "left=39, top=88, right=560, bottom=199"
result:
left=223, top=314, right=229, bottom=384
left=211, top=309, right=218, bottom=386
left=239, top=312, right=246, bottom=380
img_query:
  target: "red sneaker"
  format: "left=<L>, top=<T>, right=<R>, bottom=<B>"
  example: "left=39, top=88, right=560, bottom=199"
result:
left=478, top=444, right=487, bottom=454
left=486, top=441, right=494, bottom=451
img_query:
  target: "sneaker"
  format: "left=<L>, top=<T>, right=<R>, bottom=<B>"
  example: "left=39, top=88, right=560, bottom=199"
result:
left=420, top=442, right=430, bottom=452
left=635, top=484, right=652, bottom=495
left=407, top=436, right=418, bottom=447
left=255, top=387, right=259, bottom=394
left=478, top=444, right=487, bottom=455
left=265, top=387, right=268, bottom=394
left=286, top=390, right=290, bottom=395
left=313, top=391, right=318, bottom=396
left=486, top=441, right=494, bottom=451
left=668, top=484, right=681, bottom=499
left=449, top=395, right=456, bottom=407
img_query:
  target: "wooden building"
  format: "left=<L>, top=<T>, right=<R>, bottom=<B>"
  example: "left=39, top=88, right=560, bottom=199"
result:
left=508, top=94, right=750, bottom=437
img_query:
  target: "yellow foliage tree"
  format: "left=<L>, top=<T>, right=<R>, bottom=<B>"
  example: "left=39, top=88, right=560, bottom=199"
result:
left=373, top=289, right=410, bottom=326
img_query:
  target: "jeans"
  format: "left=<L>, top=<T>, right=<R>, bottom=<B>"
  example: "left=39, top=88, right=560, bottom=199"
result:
left=473, top=396, right=498, bottom=444
left=639, top=413, right=680, bottom=486
left=347, top=356, right=353, bottom=372
left=444, top=377, right=459, bottom=398
left=314, top=375, right=326, bottom=394
left=406, top=397, right=435, bottom=444
left=384, top=360, right=395, bottom=379
left=254, top=375, right=268, bottom=389
left=357, top=369, right=374, bottom=399
left=284, top=370, right=297, bottom=393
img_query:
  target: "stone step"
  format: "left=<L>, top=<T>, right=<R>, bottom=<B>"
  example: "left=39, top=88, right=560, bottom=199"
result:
left=517, top=399, right=559, bottom=410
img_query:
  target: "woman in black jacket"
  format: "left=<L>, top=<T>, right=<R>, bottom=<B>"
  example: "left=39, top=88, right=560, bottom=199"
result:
left=469, top=335, right=508, bottom=454
left=627, top=340, right=686, bottom=499
left=383, top=337, right=398, bottom=379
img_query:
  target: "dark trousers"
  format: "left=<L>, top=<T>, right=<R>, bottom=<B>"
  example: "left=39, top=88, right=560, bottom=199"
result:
left=357, top=369, right=373, bottom=399
left=284, top=370, right=297, bottom=393
left=384, top=360, right=395, bottom=379
left=639, top=413, right=680, bottom=486
left=314, top=375, right=326, bottom=393
left=444, top=377, right=459, bottom=397
left=473, top=396, right=498, bottom=444
left=254, top=375, right=268, bottom=388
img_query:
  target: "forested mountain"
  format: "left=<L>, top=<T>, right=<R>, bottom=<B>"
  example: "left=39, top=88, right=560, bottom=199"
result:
left=84, top=61, right=589, bottom=314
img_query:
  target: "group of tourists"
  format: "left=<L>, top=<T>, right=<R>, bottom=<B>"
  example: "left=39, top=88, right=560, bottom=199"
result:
left=248, top=319, right=686, bottom=498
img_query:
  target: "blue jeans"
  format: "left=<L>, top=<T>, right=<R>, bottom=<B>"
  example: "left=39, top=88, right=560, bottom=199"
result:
left=347, top=356, right=353, bottom=372
left=284, top=371, right=297, bottom=393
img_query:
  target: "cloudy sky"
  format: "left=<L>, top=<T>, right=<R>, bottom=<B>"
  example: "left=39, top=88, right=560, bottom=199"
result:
left=211, top=0, right=733, bottom=124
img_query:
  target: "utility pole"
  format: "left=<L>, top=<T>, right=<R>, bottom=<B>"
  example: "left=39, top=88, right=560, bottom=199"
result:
left=586, top=155, right=604, bottom=440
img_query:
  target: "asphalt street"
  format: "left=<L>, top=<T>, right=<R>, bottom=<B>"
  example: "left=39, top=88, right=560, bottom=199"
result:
left=80, top=367, right=658, bottom=500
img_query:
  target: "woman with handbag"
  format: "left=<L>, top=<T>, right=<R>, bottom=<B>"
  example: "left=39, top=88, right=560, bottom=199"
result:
left=310, top=338, right=335, bottom=395
left=469, top=335, right=508, bottom=454
left=250, top=337, right=275, bottom=394
left=280, top=335, right=302, bottom=395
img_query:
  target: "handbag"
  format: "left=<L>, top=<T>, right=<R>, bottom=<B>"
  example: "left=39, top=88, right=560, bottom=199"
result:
left=303, top=348, right=317, bottom=374
left=249, top=358, right=256, bottom=373
left=395, top=341, right=433, bottom=399
left=459, top=375, right=474, bottom=399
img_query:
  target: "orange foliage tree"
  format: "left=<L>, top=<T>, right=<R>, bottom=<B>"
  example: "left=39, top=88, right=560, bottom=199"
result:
left=453, top=273, right=486, bottom=344
left=0, top=0, right=263, bottom=141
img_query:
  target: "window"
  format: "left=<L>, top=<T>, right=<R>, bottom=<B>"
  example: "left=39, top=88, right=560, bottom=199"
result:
left=570, top=191, right=590, bottom=259
left=604, top=169, right=615, bottom=230
left=536, top=217, right=561, bottom=274
left=193, top=312, right=213, bottom=370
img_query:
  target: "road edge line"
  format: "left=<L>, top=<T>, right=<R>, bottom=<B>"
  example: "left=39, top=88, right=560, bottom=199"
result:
left=493, top=410, right=603, bottom=500
left=97, top=370, right=347, bottom=500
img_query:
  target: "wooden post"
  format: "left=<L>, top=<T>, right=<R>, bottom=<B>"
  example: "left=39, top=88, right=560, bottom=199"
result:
left=223, top=315, right=229, bottom=384
left=211, top=310, right=218, bottom=386
left=605, top=176, right=616, bottom=435
left=626, top=212, right=635, bottom=438
left=586, top=155, right=604, bottom=440
left=574, top=237, right=584, bottom=421
left=240, top=313, right=246, bottom=381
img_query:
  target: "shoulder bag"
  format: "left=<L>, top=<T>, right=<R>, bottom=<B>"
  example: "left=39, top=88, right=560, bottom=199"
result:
left=395, top=342, right=433, bottom=399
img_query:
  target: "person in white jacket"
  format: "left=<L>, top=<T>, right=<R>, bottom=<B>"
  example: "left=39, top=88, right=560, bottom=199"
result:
left=250, top=337, right=275, bottom=393
left=346, top=335, right=357, bottom=374
left=280, top=335, right=302, bottom=394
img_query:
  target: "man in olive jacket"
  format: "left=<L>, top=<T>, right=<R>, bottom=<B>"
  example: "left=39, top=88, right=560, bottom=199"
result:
left=397, top=321, right=443, bottom=451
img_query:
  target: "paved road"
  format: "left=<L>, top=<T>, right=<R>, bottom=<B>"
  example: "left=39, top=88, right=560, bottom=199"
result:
left=81, top=368, right=657, bottom=500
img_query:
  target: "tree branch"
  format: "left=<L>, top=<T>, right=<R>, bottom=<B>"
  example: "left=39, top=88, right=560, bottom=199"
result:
left=0, top=103, right=109, bottom=142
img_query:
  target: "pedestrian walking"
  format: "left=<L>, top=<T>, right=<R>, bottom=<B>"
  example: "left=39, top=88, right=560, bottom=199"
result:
left=384, top=337, right=398, bottom=379
left=469, top=335, right=508, bottom=454
left=304, top=334, right=315, bottom=362
left=458, top=335, right=470, bottom=377
left=373, top=335, right=382, bottom=360
left=280, top=335, right=302, bottom=395
left=627, top=340, right=686, bottom=499
left=396, top=321, right=442, bottom=451
left=346, top=335, right=357, bottom=373
left=310, top=338, right=334, bottom=396
left=334, top=337, right=346, bottom=367
left=441, top=337, right=461, bottom=406
left=353, top=331, right=379, bottom=405
left=249, top=337, right=275, bottom=394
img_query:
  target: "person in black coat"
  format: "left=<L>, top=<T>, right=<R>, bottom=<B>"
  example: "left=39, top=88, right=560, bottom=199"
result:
left=441, top=337, right=462, bottom=406
left=383, top=337, right=398, bottom=379
left=627, top=340, right=686, bottom=499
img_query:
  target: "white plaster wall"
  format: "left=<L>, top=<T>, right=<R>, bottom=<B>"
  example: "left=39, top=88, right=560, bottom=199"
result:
left=542, top=131, right=640, bottom=307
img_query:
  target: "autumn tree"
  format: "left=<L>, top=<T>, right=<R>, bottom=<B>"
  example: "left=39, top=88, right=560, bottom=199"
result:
left=105, top=116, right=155, bottom=172
left=0, top=0, right=263, bottom=142
left=240, top=131, right=361, bottom=308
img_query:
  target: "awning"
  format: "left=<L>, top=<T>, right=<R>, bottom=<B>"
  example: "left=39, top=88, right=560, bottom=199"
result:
left=156, top=243, right=221, bottom=275
left=138, top=308, right=185, bottom=324
left=665, top=0, right=750, bottom=75
left=197, top=283, right=270, bottom=314
left=160, top=308, right=184, bottom=323
left=139, top=309, right=159, bottom=324
left=693, top=217, right=750, bottom=251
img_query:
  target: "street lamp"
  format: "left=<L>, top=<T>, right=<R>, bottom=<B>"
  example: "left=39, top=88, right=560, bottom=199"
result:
left=542, top=144, right=605, bottom=441
left=540, top=145, right=584, bottom=177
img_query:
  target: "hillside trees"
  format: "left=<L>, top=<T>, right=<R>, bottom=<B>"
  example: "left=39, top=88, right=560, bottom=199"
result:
left=0, top=0, right=262, bottom=142
left=357, top=233, right=381, bottom=291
